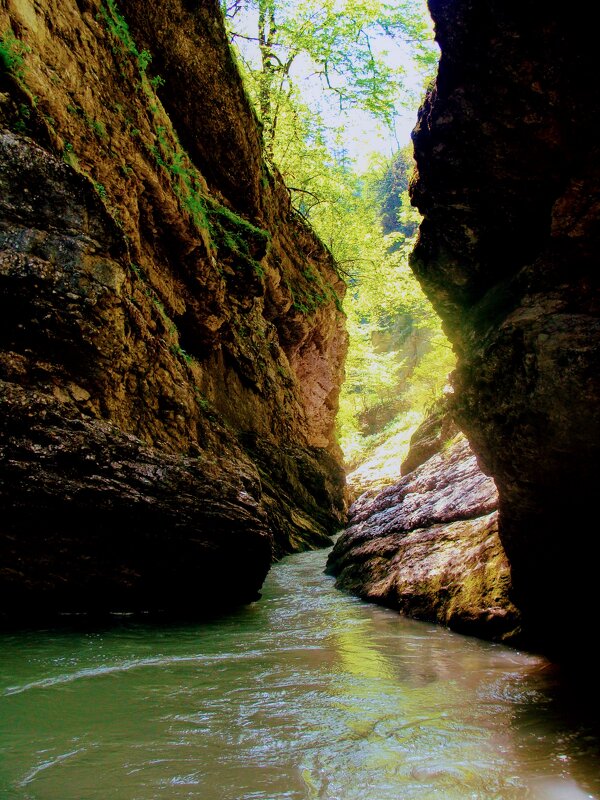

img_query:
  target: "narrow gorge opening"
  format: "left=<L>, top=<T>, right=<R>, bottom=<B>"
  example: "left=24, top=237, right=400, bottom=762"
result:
left=223, top=0, right=452, bottom=501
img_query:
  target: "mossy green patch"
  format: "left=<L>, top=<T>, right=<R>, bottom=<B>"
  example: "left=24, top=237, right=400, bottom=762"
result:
left=286, top=267, right=342, bottom=315
left=67, top=104, right=108, bottom=140
left=0, top=28, right=29, bottom=80
left=98, top=0, right=140, bottom=61
left=206, top=202, right=269, bottom=278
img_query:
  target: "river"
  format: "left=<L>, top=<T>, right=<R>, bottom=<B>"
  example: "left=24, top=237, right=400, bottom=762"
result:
left=1, top=546, right=599, bottom=799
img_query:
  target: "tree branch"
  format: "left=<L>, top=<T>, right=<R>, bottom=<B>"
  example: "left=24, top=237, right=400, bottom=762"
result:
left=287, top=186, right=324, bottom=203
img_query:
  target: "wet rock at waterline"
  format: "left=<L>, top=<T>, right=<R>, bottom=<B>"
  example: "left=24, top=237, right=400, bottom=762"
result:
left=327, top=431, right=520, bottom=643
left=0, top=0, right=346, bottom=618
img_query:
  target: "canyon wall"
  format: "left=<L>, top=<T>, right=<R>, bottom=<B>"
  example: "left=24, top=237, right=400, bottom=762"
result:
left=411, top=1, right=600, bottom=652
left=0, top=0, right=346, bottom=618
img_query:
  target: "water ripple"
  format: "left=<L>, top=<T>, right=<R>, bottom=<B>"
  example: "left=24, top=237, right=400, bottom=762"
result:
left=3, top=646, right=325, bottom=696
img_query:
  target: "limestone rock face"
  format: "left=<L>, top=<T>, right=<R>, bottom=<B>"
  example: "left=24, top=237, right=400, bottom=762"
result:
left=0, top=0, right=346, bottom=618
left=327, top=430, right=520, bottom=642
left=410, top=1, right=600, bottom=652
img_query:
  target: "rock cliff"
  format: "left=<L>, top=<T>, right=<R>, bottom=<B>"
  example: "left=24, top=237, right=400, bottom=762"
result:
left=410, top=1, right=600, bottom=652
left=0, top=0, right=346, bottom=618
left=327, top=405, right=520, bottom=642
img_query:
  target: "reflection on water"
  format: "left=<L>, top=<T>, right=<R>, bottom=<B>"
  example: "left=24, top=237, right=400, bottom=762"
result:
left=1, top=547, right=599, bottom=799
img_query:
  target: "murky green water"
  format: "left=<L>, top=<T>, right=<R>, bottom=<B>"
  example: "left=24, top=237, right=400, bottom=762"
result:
left=1, top=547, right=599, bottom=799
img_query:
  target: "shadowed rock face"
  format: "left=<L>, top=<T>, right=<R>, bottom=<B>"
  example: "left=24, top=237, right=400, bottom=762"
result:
left=327, top=430, right=520, bottom=642
left=1, top=385, right=272, bottom=615
left=410, top=1, right=600, bottom=652
left=0, top=0, right=346, bottom=618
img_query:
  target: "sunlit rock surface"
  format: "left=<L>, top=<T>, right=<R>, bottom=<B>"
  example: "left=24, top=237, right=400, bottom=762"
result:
left=0, top=0, right=346, bottom=618
left=327, top=420, right=520, bottom=642
left=410, top=0, right=600, bottom=652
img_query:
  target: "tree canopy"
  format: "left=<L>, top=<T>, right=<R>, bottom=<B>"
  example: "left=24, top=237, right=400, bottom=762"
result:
left=223, top=0, right=437, bottom=156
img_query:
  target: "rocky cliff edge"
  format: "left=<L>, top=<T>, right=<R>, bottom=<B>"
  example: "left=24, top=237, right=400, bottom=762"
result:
left=410, top=0, right=600, bottom=653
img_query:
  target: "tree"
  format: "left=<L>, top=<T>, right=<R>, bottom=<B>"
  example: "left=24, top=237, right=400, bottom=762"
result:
left=224, top=0, right=437, bottom=157
left=366, top=144, right=420, bottom=238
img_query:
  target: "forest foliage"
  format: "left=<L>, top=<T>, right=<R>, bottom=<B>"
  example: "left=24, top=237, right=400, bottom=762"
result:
left=223, top=0, right=437, bottom=155
left=224, top=0, right=454, bottom=480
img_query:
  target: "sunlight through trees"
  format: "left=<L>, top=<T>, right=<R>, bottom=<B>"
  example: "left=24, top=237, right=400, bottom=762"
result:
left=225, top=0, right=453, bottom=485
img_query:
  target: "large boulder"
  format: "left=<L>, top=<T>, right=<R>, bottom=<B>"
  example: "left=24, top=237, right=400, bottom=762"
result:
left=327, top=421, right=520, bottom=642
